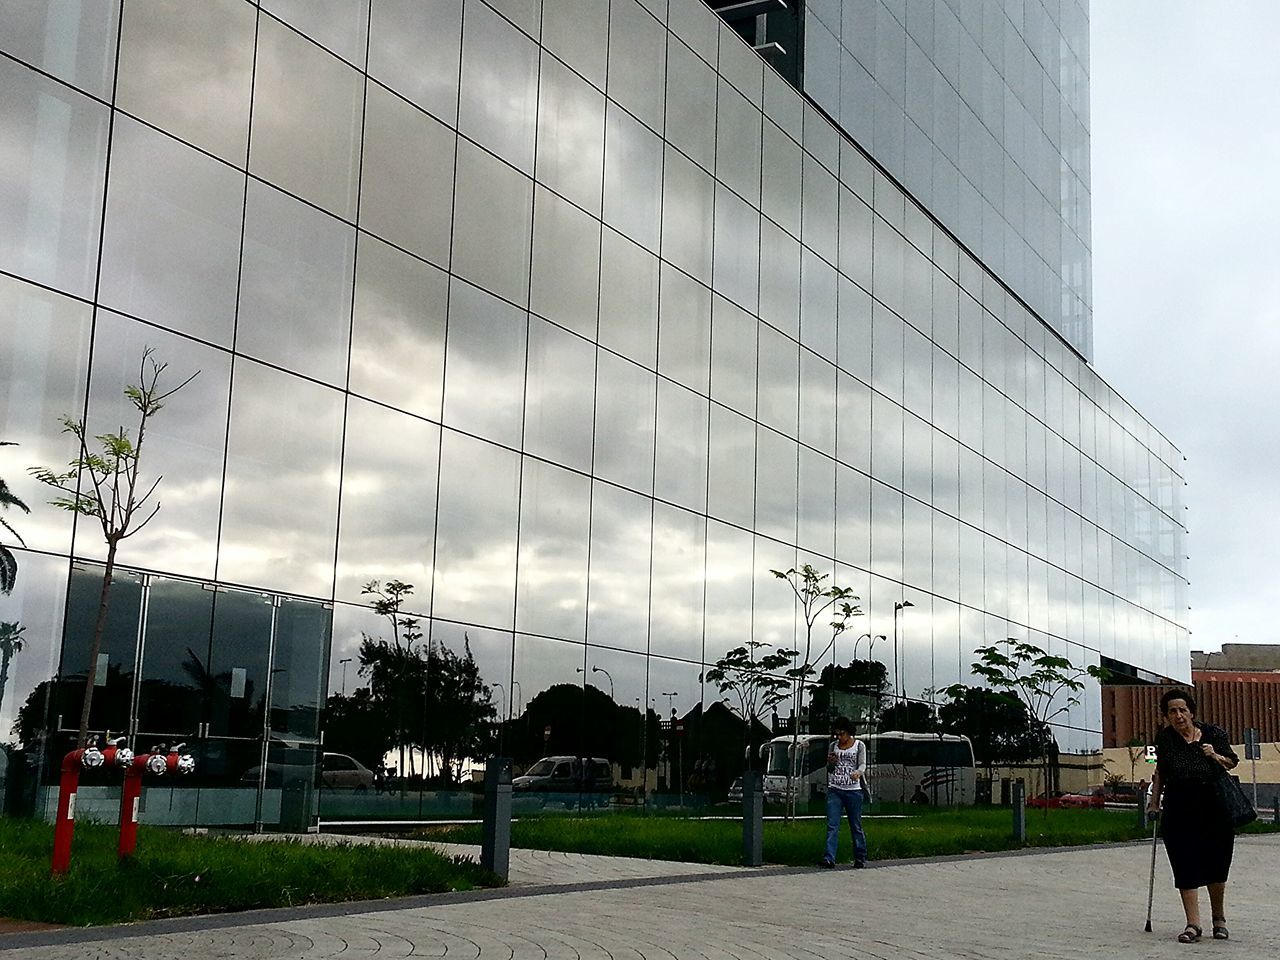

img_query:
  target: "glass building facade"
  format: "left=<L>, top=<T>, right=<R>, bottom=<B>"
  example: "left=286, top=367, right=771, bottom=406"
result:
left=0, top=0, right=1185, bottom=826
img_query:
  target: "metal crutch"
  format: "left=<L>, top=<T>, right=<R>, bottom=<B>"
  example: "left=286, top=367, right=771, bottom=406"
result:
left=1144, top=810, right=1160, bottom=932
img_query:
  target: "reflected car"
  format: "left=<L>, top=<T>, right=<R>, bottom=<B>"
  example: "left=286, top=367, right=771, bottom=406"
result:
left=1026, top=790, right=1068, bottom=809
left=241, top=751, right=375, bottom=791
left=512, top=756, right=613, bottom=795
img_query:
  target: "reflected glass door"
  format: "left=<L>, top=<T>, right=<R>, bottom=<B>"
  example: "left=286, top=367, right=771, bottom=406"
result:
left=197, top=588, right=275, bottom=827
left=264, top=597, right=330, bottom=831
left=56, top=564, right=144, bottom=743
left=129, top=577, right=215, bottom=825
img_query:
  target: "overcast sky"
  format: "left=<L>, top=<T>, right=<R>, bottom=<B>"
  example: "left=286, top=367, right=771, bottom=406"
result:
left=1090, top=3, right=1280, bottom=653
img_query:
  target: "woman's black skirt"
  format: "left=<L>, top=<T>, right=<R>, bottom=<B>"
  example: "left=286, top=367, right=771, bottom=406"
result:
left=1162, top=780, right=1234, bottom=889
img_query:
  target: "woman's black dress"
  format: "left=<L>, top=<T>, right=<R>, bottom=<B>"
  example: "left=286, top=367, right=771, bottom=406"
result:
left=1155, top=722, right=1238, bottom=889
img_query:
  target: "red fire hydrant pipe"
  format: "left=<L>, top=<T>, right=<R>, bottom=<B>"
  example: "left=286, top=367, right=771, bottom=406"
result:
left=51, top=749, right=88, bottom=876
left=118, top=755, right=150, bottom=860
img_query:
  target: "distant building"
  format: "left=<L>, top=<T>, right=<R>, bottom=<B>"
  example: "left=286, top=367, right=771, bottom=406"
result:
left=1191, top=644, right=1280, bottom=672
left=1104, top=670, right=1280, bottom=747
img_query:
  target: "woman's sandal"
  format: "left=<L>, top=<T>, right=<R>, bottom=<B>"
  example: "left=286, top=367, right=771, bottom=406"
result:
left=1212, top=918, right=1229, bottom=940
left=1177, top=924, right=1202, bottom=943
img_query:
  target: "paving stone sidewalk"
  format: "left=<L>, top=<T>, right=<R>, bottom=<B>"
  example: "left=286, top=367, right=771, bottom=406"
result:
left=8, top=835, right=1278, bottom=958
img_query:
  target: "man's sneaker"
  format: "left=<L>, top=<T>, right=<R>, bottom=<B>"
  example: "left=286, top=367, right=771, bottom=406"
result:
left=853, top=859, right=867, bottom=869
left=818, top=858, right=835, bottom=869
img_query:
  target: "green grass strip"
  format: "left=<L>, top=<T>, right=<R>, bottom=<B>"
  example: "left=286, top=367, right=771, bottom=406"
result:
left=423, top=806, right=1280, bottom=867
left=0, top=818, right=501, bottom=926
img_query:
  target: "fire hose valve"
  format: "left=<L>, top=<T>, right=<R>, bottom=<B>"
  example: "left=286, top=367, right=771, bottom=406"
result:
left=144, top=745, right=169, bottom=776
left=167, top=743, right=195, bottom=776
left=101, top=736, right=134, bottom=769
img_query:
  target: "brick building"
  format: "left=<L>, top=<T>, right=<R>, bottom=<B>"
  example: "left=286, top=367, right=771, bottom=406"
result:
left=1104, top=670, right=1280, bottom=747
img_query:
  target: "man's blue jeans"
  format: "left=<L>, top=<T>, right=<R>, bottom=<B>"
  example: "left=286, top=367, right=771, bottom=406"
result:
left=824, top=786, right=867, bottom=864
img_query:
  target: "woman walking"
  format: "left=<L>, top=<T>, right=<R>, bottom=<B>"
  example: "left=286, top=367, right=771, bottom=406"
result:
left=1145, top=689, right=1239, bottom=942
left=819, top=716, right=867, bottom=868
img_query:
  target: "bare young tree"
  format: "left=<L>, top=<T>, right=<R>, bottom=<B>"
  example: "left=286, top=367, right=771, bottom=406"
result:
left=30, top=348, right=197, bottom=748
left=772, top=564, right=859, bottom=819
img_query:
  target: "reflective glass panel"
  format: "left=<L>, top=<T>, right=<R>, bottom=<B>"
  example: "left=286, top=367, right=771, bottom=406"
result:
left=709, top=295, right=757, bottom=418
left=712, top=184, right=760, bottom=314
left=516, top=458, right=591, bottom=641
left=451, top=139, right=533, bottom=308
left=598, top=227, right=658, bottom=369
left=706, top=404, right=755, bottom=530
left=367, top=0, right=461, bottom=123
left=607, top=0, right=666, bottom=134
left=458, top=0, right=538, bottom=174
left=603, top=104, right=663, bottom=253
left=237, top=179, right=355, bottom=386
left=0, top=0, right=120, bottom=99
left=657, top=265, right=711, bottom=395
left=654, top=379, right=709, bottom=513
left=334, top=399, right=439, bottom=605
left=0, top=275, right=91, bottom=555
left=261, top=0, right=369, bottom=67
left=432, top=431, right=521, bottom=629
left=648, top=503, right=705, bottom=661
left=75, top=311, right=229, bottom=580
left=661, top=147, right=714, bottom=286
left=756, top=325, right=798, bottom=438
left=586, top=481, right=651, bottom=653
left=100, top=116, right=242, bottom=345
left=0, top=54, right=107, bottom=300
left=359, top=82, right=455, bottom=267
left=349, top=234, right=447, bottom=420
left=220, top=360, right=344, bottom=597
left=593, top=350, right=655, bottom=494
left=530, top=187, right=600, bottom=339
left=442, top=279, right=527, bottom=450
left=250, top=15, right=363, bottom=220
left=524, top=317, right=595, bottom=474
left=536, top=52, right=605, bottom=215
left=755, top=427, right=797, bottom=546
left=116, top=0, right=255, bottom=163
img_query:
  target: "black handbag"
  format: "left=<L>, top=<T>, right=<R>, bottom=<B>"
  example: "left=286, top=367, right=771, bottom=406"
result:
left=1214, top=771, right=1257, bottom=830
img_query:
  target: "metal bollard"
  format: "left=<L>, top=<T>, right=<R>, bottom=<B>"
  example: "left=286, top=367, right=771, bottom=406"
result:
left=481, top=758, right=513, bottom=880
left=1273, top=795, right=1278, bottom=825
left=1011, top=780, right=1026, bottom=844
left=1138, top=785, right=1149, bottom=829
left=742, top=770, right=764, bottom=867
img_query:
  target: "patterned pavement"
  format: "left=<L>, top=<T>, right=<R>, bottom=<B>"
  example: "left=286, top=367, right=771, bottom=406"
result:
left=6, top=835, right=1278, bottom=958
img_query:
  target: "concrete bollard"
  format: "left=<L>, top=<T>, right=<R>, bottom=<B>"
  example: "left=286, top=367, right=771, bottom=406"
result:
left=1011, top=780, right=1026, bottom=845
left=481, top=757, right=513, bottom=880
left=742, top=770, right=763, bottom=867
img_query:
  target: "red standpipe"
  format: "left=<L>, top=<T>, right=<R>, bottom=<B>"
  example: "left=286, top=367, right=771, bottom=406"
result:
left=51, top=747, right=101, bottom=875
left=118, top=755, right=153, bottom=859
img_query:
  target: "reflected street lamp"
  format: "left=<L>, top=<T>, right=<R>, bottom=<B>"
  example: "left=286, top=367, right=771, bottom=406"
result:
left=661, top=691, right=678, bottom=715
left=893, top=600, right=914, bottom=705
left=512, top=680, right=522, bottom=716
left=493, top=681, right=507, bottom=722
left=339, top=657, right=352, bottom=697
left=591, top=665, right=615, bottom=701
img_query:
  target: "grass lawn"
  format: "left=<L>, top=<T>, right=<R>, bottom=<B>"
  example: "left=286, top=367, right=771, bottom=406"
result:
left=421, top=806, right=1280, bottom=867
left=0, top=818, right=501, bottom=927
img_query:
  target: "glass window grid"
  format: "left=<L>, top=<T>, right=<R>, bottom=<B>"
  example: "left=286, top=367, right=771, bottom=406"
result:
left=2, top=0, right=1188, bottom=762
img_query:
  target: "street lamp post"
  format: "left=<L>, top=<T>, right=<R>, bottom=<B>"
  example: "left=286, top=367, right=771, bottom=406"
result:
left=339, top=657, right=352, bottom=697
left=591, top=665, right=615, bottom=702
left=893, top=600, right=914, bottom=705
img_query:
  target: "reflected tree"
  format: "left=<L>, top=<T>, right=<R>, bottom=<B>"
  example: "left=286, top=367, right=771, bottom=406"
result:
left=771, top=564, right=859, bottom=819
left=322, top=687, right=392, bottom=775
left=945, top=638, right=1107, bottom=800
left=809, top=659, right=888, bottom=732
left=703, top=638, right=794, bottom=767
left=350, top=580, right=496, bottom=786
left=878, top=698, right=939, bottom=733
left=29, top=348, right=197, bottom=748
left=936, top=685, right=1050, bottom=779
left=0, top=442, right=30, bottom=595
left=0, top=621, right=25, bottom=725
